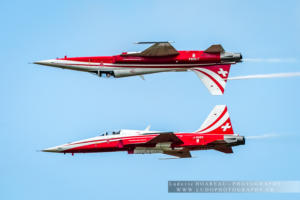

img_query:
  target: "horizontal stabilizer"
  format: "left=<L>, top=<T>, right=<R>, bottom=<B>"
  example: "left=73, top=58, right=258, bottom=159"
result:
left=214, top=146, right=233, bottom=153
left=204, top=44, right=224, bottom=53
left=163, top=150, right=192, bottom=158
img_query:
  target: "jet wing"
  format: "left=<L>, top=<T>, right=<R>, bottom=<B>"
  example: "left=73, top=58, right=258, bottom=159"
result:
left=191, top=64, right=231, bottom=95
left=163, top=150, right=192, bottom=158
left=123, top=42, right=179, bottom=57
left=144, top=132, right=184, bottom=145
left=214, top=146, right=233, bottom=153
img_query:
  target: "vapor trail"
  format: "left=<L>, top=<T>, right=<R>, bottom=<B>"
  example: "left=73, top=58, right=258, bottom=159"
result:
left=243, top=58, right=297, bottom=63
left=246, top=134, right=279, bottom=140
left=228, top=72, right=300, bottom=80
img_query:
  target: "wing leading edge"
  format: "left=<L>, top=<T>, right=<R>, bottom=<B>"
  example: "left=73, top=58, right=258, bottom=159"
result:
left=122, top=42, right=179, bottom=57
left=145, top=132, right=191, bottom=158
left=145, top=132, right=184, bottom=145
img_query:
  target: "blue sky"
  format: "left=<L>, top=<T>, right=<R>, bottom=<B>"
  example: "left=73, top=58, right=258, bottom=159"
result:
left=1, top=0, right=300, bottom=199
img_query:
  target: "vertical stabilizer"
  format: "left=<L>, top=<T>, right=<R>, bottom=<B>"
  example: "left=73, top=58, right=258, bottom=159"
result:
left=195, top=105, right=234, bottom=135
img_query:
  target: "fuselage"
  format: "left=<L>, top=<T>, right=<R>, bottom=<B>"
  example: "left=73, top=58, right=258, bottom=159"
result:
left=34, top=50, right=242, bottom=78
left=43, top=105, right=245, bottom=157
left=43, top=129, right=245, bottom=155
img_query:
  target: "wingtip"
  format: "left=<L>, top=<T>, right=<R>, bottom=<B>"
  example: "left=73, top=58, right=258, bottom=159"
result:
left=135, top=41, right=174, bottom=44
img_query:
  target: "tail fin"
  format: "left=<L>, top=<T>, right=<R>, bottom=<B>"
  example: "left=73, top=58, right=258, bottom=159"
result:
left=192, top=64, right=231, bottom=95
left=195, top=105, right=234, bottom=134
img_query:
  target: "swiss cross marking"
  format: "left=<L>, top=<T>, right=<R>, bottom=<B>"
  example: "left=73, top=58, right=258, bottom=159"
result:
left=221, top=122, right=231, bottom=132
left=217, top=68, right=228, bottom=77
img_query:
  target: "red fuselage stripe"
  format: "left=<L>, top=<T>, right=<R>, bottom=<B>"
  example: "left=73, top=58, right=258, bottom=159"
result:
left=65, top=63, right=219, bottom=69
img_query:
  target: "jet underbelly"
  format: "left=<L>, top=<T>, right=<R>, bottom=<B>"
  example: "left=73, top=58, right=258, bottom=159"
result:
left=112, top=67, right=180, bottom=78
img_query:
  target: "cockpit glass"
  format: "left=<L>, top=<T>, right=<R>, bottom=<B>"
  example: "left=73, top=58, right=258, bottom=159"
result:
left=100, top=131, right=120, bottom=136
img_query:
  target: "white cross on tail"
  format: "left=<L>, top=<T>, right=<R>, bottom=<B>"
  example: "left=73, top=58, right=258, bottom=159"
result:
left=217, top=68, right=228, bottom=77
left=221, top=122, right=231, bottom=132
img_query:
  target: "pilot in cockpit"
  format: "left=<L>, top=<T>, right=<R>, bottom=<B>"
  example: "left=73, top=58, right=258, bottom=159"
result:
left=100, top=131, right=120, bottom=136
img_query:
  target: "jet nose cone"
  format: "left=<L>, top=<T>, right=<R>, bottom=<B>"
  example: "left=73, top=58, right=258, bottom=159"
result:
left=33, top=59, right=56, bottom=66
left=42, top=146, right=63, bottom=153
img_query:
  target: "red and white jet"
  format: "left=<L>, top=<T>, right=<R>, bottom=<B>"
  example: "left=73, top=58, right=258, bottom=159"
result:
left=43, top=105, right=245, bottom=158
left=34, top=42, right=242, bottom=95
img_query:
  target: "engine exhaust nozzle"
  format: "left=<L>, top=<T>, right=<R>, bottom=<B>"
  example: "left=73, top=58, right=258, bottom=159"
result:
left=221, top=52, right=243, bottom=63
left=224, top=135, right=245, bottom=146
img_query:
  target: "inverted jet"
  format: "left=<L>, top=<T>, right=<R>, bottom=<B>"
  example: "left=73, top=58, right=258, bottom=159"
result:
left=34, top=42, right=242, bottom=95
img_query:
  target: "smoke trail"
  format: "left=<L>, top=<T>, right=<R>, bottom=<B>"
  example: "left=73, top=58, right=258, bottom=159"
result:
left=228, top=72, right=300, bottom=80
left=243, top=58, right=297, bottom=63
left=246, top=134, right=279, bottom=140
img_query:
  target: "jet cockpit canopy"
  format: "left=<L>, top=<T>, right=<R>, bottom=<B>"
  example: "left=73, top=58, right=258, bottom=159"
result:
left=100, top=131, right=121, bottom=136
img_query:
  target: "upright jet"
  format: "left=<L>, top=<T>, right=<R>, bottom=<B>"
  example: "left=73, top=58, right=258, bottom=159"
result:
left=43, top=105, right=245, bottom=158
left=34, top=42, right=242, bottom=95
